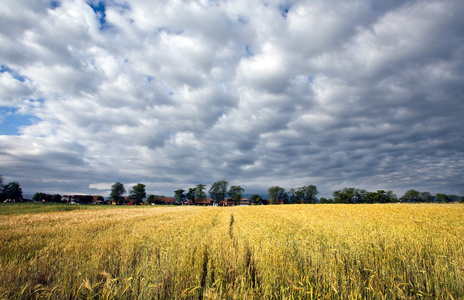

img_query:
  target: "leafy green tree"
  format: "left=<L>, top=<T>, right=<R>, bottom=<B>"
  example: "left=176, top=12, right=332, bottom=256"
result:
left=186, top=188, right=196, bottom=204
left=250, top=194, right=262, bottom=205
left=366, top=190, right=398, bottom=203
left=51, top=194, right=62, bottom=203
left=386, top=190, right=398, bottom=203
left=110, top=182, right=126, bottom=205
left=334, top=188, right=369, bottom=204
left=79, top=195, right=94, bottom=204
left=209, top=181, right=228, bottom=204
left=448, top=195, right=459, bottom=202
left=229, top=185, right=244, bottom=205
left=436, top=193, right=450, bottom=203
left=147, top=195, right=155, bottom=204
left=33, top=192, right=46, bottom=202
left=460, top=196, right=464, bottom=203
left=420, top=191, right=434, bottom=203
left=319, top=197, right=334, bottom=204
left=174, top=189, right=186, bottom=205
left=268, top=186, right=286, bottom=204
left=3, top=181, right=23, bottom=202
left=399, top=190, right=421, bottom=202
left=333, top=188, right=354, bottom=204
left=296, top=185, right=319, bottom=204
left=130, top=183, right=146, bottom=204
left=195, top=184, right=207, bottom=202
left=288, top=188, right=296, bottom=204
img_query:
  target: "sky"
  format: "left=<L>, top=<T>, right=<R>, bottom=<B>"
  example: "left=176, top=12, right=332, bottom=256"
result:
left=1, top=0, right=463, bottom=199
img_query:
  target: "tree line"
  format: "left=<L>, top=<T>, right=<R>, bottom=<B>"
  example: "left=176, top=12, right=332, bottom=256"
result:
left=1, top=175, right=463, bottom=204
left=0, top=176, right=23, bottom=202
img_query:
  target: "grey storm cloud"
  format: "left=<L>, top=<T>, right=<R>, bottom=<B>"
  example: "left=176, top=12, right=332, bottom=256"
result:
left=0, top=0, right=463, bottom=198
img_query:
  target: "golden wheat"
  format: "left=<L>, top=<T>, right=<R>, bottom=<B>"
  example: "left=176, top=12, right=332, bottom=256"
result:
left=0, top=204, right=463, bottom=299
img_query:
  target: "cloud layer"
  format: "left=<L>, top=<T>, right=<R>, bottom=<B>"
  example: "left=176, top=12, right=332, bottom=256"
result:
left=1, top=0, right=463, bottom=198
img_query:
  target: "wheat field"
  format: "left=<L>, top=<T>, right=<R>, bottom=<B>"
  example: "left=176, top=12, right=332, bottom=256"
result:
left=0, top=204, right=463, bottom=299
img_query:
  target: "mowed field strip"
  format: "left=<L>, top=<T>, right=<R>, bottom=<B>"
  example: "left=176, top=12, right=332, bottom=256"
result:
left=0, top=204, right=463, bottom=299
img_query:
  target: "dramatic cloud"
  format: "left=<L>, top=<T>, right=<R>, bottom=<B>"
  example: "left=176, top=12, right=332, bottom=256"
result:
left=1, top=0, right=463, bottom=198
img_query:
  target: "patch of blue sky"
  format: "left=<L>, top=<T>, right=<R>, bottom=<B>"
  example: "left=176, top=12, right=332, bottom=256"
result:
left=245, top=45, right=253, bottom=56
left=87, top=1, right=109, bottom=30
left=50, top=1, right=60, bottom=9
left=307, top=75, right=313, bottom=84
left=279, top=4, right=291, bottom=19
left=0, top=65, right=26, bottom=82
left=145, top=76, right=174, bottom=96
left=0, top=107, right=38, bottom=136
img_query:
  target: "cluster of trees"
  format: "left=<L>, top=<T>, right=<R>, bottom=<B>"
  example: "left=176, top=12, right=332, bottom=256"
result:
left=173, top=181, right=246, bottom=205
left=400, top=190, right=462, bottom=203
left=321, top=188, right=463, bottom=204
left=31, top=193, right=105, bottom=204
left=0, top=176, right=23, bottom=202
left=32, top=193, right=63, bottom=203
left=268, top=185, right=319, bottom=204
left=322, top=188, right=398, bottom=204
left=109, top=182, right=146, bottom=204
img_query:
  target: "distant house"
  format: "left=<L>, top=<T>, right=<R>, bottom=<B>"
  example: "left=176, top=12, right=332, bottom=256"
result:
left=61, top=195, right=79, bottom=204
left=150, top=197, right=176, bottom=205
left=219, top=198, right=250, bottom=206
left=61, top=195, right=104, bottom=204
left=162, top=197, right=176, bottom=205
left=195, top=198, right=213, bottom=206
left=240, top=198, right=250, bottom=206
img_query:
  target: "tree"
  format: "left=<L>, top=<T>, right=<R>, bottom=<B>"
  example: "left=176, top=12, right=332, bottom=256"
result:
left=229, top=185, right=245, bottom=205
left=333, top=188, right=368, bottom=204
left=130, top=183, right=146, bottom=204
left=51, top=194, right=62, bottom=203
left=174, top=189, right=186, bottom=205
left=436, top=193, right=450, bottom=203
left=3, top=181, right=23, bottom=202
left=186, top=188, right=196, bottom=204
left=448, top=195, right=459, bottom=202
left=33, top=192, right=46, bottom=202
left=420, top=191, right=434, bottom=203
left=333, top=188, right=353, bottom=204
left=386, top=190, right=398, bottom=203
left=147, top=195, right=155, bottom=204
left=288, top=188, right=296, bottom=204
left=79, top=195, right=94, bottom=204
left=250, top=194, right=262, bottom=205
left=209, top=181, right=228, bottom=205
left=268, top=186, right=286, bottom=204
left=195, top=184, right=207, bottom=202
left=319, top=197, right=334, bottom=204
left=400, top=190, right=421, bottom=202
left=296, top=185, right=319, bottom=204
left=110, top=182, right=126, bottom=205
